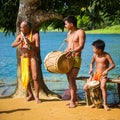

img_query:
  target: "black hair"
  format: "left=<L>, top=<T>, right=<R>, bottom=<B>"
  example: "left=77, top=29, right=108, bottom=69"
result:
left=92, top=39, right=105, bottom=51
left=24, top=21, right=31, bottom=28
left=64, top=15, right=77, bottom=27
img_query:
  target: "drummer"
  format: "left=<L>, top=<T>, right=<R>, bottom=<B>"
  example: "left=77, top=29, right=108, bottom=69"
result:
left=64, top=15, right=86, bottom=108
left=83, top=39, right=115, bottom=111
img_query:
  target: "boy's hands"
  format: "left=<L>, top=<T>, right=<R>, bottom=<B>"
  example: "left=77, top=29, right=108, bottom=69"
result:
left=89, top=69, right=93, bottom=74
left=65, top=51, right=72, bottom=58
left=65, top=49, right=75, bottom=59
left=102, top=70, right=108, bottom=77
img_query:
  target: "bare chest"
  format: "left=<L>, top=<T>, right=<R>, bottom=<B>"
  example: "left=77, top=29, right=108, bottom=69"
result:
left=95, top=56, right=108, bottom=64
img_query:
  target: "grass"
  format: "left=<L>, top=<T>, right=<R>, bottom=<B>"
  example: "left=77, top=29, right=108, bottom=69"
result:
left=85, top=25, right=120, bottom=34
left=1, top=25, right=120, bottom=34
left=43, top=25, right=120, bottom=34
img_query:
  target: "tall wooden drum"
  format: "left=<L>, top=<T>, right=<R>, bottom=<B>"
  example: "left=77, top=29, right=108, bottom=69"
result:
left=44, top=51, right=74, bottom=74
left=87, top=81, right=103, bottom=108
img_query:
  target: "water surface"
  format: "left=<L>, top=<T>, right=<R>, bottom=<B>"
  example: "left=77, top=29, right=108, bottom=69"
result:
left=0, top=32, right=120, bottom=103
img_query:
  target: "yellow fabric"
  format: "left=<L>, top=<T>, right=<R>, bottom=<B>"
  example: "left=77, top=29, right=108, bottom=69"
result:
left=21, top=56, right=30, bottom=89
left=27, top=31, right=32, bottom=50
left=73, top=57, right=81, bottom=68
left=29, top=31, right=32, bottom=42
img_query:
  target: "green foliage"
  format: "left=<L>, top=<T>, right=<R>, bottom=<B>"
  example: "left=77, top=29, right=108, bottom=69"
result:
left=85, top=25, right=120, bottom=34
left=0, top=0, right=19, bottom=35
left=40, top=19, right=64, bottom=32
left=39, top=0, right=88, bottom=15
left=0, top=0, right=120, bottom=35
left=77, top=15, right=90, bottom=30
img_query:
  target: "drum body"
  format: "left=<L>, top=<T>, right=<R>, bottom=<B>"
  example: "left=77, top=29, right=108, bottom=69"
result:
left=44, top=51, right=74, bottom=74
left=87, top=81, right=103, bottom=108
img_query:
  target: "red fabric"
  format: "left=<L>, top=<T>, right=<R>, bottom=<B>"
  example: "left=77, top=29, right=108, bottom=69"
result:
left=93, top=71, right=102, bottom=82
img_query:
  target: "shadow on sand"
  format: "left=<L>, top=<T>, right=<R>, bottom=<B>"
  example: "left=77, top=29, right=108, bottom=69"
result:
left=0, top=108, right=31, bottom=114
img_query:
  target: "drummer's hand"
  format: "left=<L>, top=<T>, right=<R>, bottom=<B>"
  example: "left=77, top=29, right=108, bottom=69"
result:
left=65, top=51, right=72, bottom=59
left=89, top=69, right=93, bottom=74
left=102, top=70, right=108, bottom=76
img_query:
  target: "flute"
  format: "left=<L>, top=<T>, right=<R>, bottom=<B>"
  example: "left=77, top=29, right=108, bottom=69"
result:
left=21, top=31, right=31, bottom=50
left=21, top=31, right=28, bottom=45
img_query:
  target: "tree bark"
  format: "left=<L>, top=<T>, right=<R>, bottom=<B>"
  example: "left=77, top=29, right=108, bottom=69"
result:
left=12, top=0, right=63, bottom=100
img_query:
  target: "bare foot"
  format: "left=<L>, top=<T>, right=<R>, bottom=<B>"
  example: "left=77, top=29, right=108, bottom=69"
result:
left=26, top=95, right=35, bottom=101
left=66, top=103, right=70, bottom=106
left=75, top=101, right=79, bottom=105
left=117, top=102, right=120, bottom=107
left=35, top=97, right=42, bottom=103
left=103, top=105, right=111, bottom=111
left=85, top=104, right=91, bottom=107
left=69, top=104, right=76, bottom=108
left=69, top=102, right=76, bottom=108
left=90, top=104, right=95, bottom=108
left=66, top=101, right=78, bottom=106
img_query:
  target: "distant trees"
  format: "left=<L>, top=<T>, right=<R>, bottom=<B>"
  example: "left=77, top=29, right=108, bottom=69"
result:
left=0, top=0, right=19, bottom=35
left=0, top=0, right=119, bottom=34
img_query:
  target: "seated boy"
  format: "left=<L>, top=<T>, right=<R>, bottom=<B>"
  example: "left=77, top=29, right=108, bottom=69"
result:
left=84, top=39, right=115, bottom=111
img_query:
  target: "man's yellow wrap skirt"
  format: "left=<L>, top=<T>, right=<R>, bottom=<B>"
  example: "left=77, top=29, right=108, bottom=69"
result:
left=21, top=56, right=30, bottom=89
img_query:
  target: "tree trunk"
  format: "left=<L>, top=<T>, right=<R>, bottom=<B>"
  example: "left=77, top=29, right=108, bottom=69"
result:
left=12, top=0, right=63, bottom=100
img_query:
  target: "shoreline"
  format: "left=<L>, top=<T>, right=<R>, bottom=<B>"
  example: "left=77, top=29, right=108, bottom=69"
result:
left=0, top=81, right=119, bottom=105
left=1, top=31, right=120, bottom=34
left=0, top=98, right=120, bottom=120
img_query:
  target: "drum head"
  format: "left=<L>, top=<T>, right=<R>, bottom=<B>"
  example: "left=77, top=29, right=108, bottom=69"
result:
left=88, top=80, right=99, bottom=88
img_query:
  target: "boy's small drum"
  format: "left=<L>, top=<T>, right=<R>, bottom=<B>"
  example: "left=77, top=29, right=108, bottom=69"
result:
left=87, top=81, right=103, bottom=108
left=44, top=51, right=74, bottom=74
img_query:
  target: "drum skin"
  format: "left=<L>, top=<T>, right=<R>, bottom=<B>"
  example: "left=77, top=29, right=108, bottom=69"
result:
left=44, top=51, right=74, bottom=74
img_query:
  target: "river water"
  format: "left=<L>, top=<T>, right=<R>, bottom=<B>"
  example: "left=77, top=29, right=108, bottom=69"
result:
left=0, top=32, right=120, bottom=103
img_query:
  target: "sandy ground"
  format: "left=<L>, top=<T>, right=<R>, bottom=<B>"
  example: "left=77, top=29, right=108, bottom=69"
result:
left=0, top=98, right=120, bottom=120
